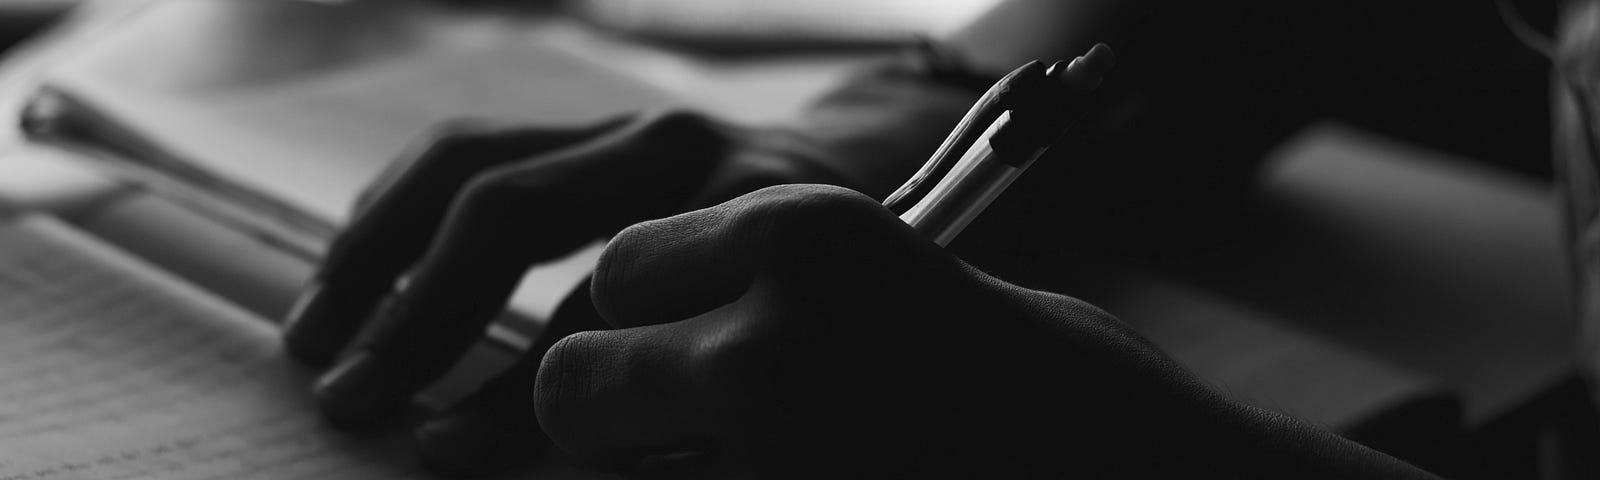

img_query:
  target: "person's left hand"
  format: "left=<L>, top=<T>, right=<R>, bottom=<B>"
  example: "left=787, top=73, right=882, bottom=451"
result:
left=279, top=110, right=859, bottom=474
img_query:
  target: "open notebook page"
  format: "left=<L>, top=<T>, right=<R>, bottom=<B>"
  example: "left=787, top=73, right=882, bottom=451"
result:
left=43, top=1, right=677, bottom=228
left=33, top=0, right=679, bottom=327
left=0, top=216, right=608, bottom=479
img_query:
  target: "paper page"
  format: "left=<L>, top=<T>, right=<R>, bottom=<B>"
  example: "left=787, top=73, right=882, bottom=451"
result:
left=39, top=0, right=660, bottom=324
left=0, top=216, right=602, bottom=479
left=47, top=1, right=678, bottom=227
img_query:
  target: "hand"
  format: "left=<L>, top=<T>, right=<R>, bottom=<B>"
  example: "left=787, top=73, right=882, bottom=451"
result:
left=279, top=110, right=848, bottom=473
left=536, top=184, right=1440, bottom=478
left=538, top=184, right=1220, bottom=477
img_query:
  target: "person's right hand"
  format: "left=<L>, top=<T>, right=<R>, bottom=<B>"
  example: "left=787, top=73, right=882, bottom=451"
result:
left=535, top=184, right=1440, bottom=478
left=534, top=183, right=1211, bottom=477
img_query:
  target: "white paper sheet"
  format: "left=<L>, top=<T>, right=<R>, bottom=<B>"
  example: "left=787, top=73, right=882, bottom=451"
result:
left=0, top=216, right=604, bottom=478
left=47, top=1, right=677, bottom=228
left=38, top=0, right=658, bottom=325
left=0, top=215, right=413, bottom=478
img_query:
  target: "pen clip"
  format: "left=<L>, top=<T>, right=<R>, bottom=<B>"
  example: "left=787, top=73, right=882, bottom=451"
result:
left=883, top=61, right=1045, bottom=215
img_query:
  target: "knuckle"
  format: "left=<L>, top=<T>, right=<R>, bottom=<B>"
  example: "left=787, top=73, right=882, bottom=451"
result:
left=681, top=321, right=784, bottom=410
left=401, top=121, right=502, bottom=173
left=357, top=119, right=512, bottom=213
left=636, top=109, right=717, bottom=141
left=690, top=323, right=768, bottom=382
left=628, top=109, right=729, bottom=158
left=714, top=184, right=929, bottom=278
left=350, top=187, right=385, bottom=215
left=421, top=118, right=508, bottom=154
left=731, top=184, right=887, bottom=243
left=456, top=167, right=546, bottom=215
left=746, top=183, right=878, bottom=217
left=457, top=169, right=516, bottom=204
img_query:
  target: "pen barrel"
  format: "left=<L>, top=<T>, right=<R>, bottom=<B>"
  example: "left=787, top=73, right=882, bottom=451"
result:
left=898, top=114, right=1031, bottom=247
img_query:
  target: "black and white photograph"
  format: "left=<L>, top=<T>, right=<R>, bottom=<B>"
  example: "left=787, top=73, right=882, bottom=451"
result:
left=0, top=0, right=1588, bottom=478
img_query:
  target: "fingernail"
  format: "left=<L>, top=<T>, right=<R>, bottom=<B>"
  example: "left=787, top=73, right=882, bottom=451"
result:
left=282, top=282, right=342, bottom=366
left=283, top=281, right=322, bottom=327
left=1046, top=59, right=1072, bottom=77
left=1061, top=51, right=1110, bottom=91
left=1078, top=44, right=1115, bottom=75
left=1086, top=43, right=1115, bottom=63
left=314, top=351, right=408, bottom=428
left=1048, top=56, right=1090, bottom=87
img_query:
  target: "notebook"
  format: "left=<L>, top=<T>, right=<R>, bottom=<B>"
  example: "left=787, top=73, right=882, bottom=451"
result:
left=0, top=215, right=608, bottom=478
left=21, top=0, right=678, bottom=326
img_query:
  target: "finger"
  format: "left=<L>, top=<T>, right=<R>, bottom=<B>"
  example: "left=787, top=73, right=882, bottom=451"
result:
left=313, top=111, right=730, bottom=426
left=283, top=117, right=628, bottom=366
left=412, top=281, right=608, bottom=475
left=534, top=322, right=728, bottom=465
left=591, top=183, right=937, bottom=329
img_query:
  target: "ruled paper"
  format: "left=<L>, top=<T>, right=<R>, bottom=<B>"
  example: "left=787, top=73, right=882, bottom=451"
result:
left=0, top=216, right=429, bottom=480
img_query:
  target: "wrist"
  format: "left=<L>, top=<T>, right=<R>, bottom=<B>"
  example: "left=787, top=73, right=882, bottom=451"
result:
left=982, top=284, right=1435, bottom=477
left=1124, top=371, right=1440, bottom=479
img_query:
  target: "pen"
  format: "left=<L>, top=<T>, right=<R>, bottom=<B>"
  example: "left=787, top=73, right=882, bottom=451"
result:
left=884, top=44, right=1114, bottom=246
